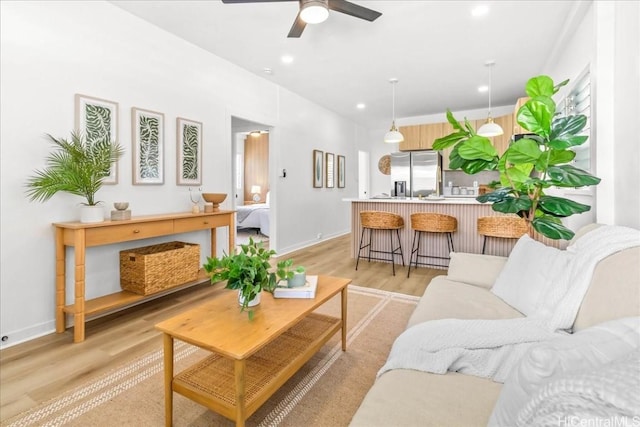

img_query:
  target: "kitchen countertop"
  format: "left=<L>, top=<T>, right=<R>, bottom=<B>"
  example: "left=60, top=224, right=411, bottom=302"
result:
left=342, top=197, right=483, bottom=205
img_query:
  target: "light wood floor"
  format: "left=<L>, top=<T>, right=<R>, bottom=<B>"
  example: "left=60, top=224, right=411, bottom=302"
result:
left=0, top=234, right=445, bottom=421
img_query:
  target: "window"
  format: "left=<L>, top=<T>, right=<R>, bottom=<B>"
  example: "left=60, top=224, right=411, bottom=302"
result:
left=557, top=68, right=592, bottom=173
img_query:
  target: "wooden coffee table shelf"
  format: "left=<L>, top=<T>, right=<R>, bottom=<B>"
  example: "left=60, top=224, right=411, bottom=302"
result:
left=156, top=275, right=350, bottom=427
left=173, top=313, right=340, bottom=420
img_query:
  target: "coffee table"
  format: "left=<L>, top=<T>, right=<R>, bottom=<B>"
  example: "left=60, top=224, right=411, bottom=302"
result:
left=155, top=275, right=351, bottom=427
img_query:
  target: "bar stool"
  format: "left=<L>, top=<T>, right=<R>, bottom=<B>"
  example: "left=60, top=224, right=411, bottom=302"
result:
left=356, top=211, right=405, bottom=276
left=407, top=213, right=457, bottom=277
left=477, top=216, right=529, bottom=255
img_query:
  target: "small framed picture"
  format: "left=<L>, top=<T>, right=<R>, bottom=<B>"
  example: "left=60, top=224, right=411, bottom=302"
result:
left=325, top=152, right=335, bottom=188
left=75, top=94, right=119, bottom=184
left=313, top=149, right=323, bottom=188
left=337, top=155, right=345, bottom=188
left=132, top=107, right=164, bottom=185
left=176, top=117, right=202, bottom=186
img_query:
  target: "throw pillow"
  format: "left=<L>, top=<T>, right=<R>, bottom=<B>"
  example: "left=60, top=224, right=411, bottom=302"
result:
left=488, top=317, right=640, bottom=427
left=446, top=252, right=508, bottom=289
left=491, top=234, right=572, bottom=316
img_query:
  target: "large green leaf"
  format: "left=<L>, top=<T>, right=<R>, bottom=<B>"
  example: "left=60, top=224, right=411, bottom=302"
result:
left=476, top=187, right=512, bottom=203
left=492, top=196, right=532, bottom=214
left=532, top=216, right=575, bottom=240
left=447, top=144, right=466, bottom=170
left=432, top=131, right=467, bottom=150
left=504, top=138, right=542, bottom=164
left=545, top=149, right=576, bottom=166
left=550, top=115, right=587, bottom=140
left=517, top=96, right=555, bottom=137
left=458, top=136, right=497, bottom=161
left=445, top=109, right=463, bottom=131
left=538, top=195, right=591, bottom=217
left=461, top=158, right=494, bottom=174
left=504, top=163, right=534, bottom=186
left=547, top=165, right=601, bottom=187
left=525, top=75, right=555, bottom=98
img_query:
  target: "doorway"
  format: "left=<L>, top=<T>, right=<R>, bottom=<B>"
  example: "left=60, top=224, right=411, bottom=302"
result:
left=231, top=117, right=272, bottom=249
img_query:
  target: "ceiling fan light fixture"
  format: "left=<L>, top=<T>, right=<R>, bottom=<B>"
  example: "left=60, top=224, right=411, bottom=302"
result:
left=477, top=61, right=504, bottom=138
left=300, top=0, right=329, bottom=24
left=384, top=78, right=404, bottom=144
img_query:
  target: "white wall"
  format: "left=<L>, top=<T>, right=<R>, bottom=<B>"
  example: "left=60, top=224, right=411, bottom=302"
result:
left=543, top=1, right=640, bottom=229
left=0, top=1, right=361, bottom=347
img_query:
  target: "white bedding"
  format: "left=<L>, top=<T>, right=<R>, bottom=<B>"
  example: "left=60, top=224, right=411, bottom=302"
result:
left=236, top=203, right=270, bottom=236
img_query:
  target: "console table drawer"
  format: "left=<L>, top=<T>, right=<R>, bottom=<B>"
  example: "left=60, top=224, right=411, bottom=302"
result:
left=174, top=216, right=220, bottom=233
left=85, top=220, right=174, bottom=246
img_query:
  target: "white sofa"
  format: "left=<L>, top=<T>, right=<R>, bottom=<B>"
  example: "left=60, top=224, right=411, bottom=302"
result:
left=350, top=224, right=640, bottom=427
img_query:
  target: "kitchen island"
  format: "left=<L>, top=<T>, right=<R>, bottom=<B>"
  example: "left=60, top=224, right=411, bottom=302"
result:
left=345, top=198, right=561, bottom=269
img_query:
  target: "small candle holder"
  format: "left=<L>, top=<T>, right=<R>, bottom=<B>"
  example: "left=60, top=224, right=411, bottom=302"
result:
left=111, top=202, right=131, bottom=220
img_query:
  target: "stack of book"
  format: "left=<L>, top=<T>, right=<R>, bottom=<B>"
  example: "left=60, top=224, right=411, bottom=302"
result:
left=273, top=275, right=318, bottom=299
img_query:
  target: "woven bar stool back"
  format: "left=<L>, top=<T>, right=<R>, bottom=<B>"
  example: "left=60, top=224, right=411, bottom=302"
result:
left=407, top=213, right=457, bottom=277
left=477, top=216, right=528, bottom=254
left=356, top=211, right=405, bottom=276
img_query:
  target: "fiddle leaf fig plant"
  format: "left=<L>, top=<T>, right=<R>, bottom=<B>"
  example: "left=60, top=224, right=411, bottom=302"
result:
left=26, top=131, right=123, bottom=206
left=433, top=75, right=601, bottom=240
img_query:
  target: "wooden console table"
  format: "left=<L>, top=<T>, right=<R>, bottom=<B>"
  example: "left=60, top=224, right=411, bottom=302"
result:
left=54, top=211, right=235, bottom=343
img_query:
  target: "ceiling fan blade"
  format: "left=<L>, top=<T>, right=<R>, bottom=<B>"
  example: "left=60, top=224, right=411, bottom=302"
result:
left=287, top=13, right=306, bottom=38
left=327, top=0, right=382, bottom=21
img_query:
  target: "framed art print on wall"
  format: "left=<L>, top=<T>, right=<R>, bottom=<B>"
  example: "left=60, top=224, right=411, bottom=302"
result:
left=326, top=152, right=335, bottom=188
left=132, top=107, right=164, bottom=185
left=337, top=155, right=345, bottom=188
left=75, top=94, right=119, bottom=184
left=313, top=149, right=323, bottom=188
left=176, top=117, right=202, bottom=186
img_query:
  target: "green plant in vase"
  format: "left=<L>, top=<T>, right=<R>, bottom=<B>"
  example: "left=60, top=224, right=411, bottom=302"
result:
left=26, top=132, right=124, bottom=223
left=204, top=237, right=290, bottom=319
left=276, top=259, right=307, bottom=288
left=433, top=75, right=601, bottom=240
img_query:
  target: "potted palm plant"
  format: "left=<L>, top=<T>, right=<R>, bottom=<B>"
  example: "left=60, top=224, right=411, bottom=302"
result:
left=433, top=75, right=601, bottom=240
left=204, top=237, right=293, bottom=319
left=26, top=131, right=124, bottom=223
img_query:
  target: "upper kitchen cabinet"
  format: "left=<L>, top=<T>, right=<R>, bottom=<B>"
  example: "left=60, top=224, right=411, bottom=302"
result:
left=399, top=123, right=443, bottom=151
left=512, top=97, right=530, bottom=135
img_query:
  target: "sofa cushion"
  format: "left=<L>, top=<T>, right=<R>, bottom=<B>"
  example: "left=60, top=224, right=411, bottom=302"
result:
left=447, top=252, right=507, bottom=290
left=491, top=234, right=573, bottom=316
left=407, top=277, right=523, bottom=328
left=350, top=369, right=502, bottom=427
left=488, top=317, right=640, bottom=426
left=574, top=246, right=640, bottom=331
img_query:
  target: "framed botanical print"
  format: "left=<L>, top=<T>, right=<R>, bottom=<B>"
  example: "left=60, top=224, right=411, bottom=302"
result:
left=337, top=155, right=346, bottom=188
left=75, top=94, right=119, bottom=184
left=176, top=117, right=202, bottom=186
left=326, top=152, right=335, bottom=188
left=313, top=149, right=323, bottom=188
left=131, top=107, right=164, bottom=185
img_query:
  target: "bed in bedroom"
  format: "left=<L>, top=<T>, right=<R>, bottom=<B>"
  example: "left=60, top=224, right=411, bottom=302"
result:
left=236, top=202, right=270, bottom=237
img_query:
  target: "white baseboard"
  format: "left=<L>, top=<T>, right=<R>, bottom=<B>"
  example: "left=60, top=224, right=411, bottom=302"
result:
left=0, top=320, right=56, bottom=350
left=275, top=230, right=350, bottom=258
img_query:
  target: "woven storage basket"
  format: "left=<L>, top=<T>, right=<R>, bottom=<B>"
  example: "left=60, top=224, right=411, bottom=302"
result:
left=477, top=216, right=528, bottom=239
left=120, top=241, right=200, bottom=295
left=360, top=211, right=404, bottom=230
left=411, top=213, right=457, bottom=233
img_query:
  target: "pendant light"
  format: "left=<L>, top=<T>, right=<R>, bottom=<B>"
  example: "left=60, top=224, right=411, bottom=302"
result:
left=384, top=78, right=404, bottom=143
left=477, top=61, right=504, bottom=137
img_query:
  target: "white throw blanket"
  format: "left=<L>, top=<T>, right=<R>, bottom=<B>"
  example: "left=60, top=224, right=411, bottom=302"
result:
left=378, top=225, right=640, bottom=382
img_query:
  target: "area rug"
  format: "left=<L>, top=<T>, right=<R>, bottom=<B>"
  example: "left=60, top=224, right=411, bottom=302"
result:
left=3, top=285, right=419, bottom=427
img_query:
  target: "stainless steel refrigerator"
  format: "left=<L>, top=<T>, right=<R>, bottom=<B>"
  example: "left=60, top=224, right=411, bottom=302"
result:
left=390, top=151, right=440, bottom=198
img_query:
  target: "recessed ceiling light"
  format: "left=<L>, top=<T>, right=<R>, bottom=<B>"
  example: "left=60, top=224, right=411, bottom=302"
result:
left=471, top=4, right=489, bottom=17
left=356, top=103, right=366, bottom=109
left=478, top=85, right=489, bottom=93
left=281, top=55, right=294, bottom=64
left=263, top=67, right=273, bottom=75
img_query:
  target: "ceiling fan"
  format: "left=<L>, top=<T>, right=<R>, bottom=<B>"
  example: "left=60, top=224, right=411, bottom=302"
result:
left=221, top=0, right=382, bottom=38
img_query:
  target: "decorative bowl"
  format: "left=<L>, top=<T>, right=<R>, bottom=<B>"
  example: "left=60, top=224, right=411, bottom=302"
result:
left=202, top=193, right=227, bottom=205
left=114, top=202, right=129, bottom=211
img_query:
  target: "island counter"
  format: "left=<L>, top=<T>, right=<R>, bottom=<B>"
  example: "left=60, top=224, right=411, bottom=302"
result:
left=344, top=198, right=561, bottom=269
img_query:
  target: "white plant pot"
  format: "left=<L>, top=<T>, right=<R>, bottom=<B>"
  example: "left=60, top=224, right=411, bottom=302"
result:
left=238, top=290, right=261, bottom=307
left=80, top=205, right=105, bottom=223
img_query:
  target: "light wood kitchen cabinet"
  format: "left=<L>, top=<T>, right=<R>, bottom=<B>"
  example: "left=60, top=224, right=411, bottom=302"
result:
left=399, top=123, right=443, bottom=151
left=512, top=97, right=530, bottom=135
